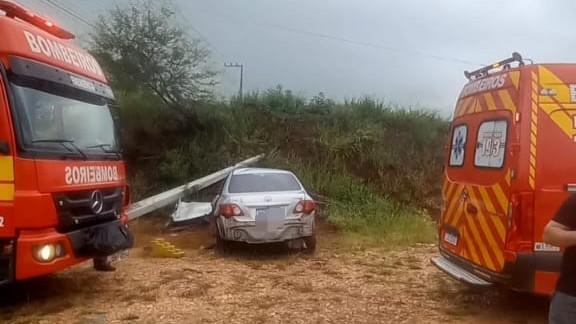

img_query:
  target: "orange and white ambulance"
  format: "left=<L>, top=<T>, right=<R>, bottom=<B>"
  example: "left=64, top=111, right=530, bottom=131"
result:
left=0, top=1, right=131, bottom=285
left=432, top=52, right=576, bottom=296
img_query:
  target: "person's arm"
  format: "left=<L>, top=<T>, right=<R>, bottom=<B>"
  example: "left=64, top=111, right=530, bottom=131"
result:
left=543, top=220, right=576, bottom=248
left=543, top=194, right=576, bottom=248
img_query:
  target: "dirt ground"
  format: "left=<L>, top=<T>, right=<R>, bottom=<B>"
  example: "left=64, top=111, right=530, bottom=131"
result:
left=0, top=218, right=550, bottom=324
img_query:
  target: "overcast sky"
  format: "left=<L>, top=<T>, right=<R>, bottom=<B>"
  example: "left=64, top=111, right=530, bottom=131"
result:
left=11, top=0, right=576, bottom=114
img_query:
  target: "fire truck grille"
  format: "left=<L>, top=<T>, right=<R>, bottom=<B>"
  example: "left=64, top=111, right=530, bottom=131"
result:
left=53, top=187, right=123, bottom=233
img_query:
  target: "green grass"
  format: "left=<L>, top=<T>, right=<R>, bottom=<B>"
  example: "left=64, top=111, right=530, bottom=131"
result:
left=118, top=86, right=446, bottom=245
left=328, top=201, right=436, bottom=247
left=91, top=0, right=447, bottom=247
left=260, top=155, right=437, bottom=247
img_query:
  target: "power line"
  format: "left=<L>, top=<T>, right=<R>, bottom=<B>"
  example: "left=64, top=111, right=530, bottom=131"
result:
left=41, top=0, right=94, bottom=27
left=250, top=21, right=482, bottom=66
left=40, top=0, right=230, bottom=64
left=189, top=23, right=229, bottom=60
left=194, top=9, right=484, bottom=67
left=171, top=1, right=229, bottom=62
left=60, top=0, right=109, bottom=15
left=170, top=3, right=242, bottom=98
left=36, top=1, right=481, bottom=68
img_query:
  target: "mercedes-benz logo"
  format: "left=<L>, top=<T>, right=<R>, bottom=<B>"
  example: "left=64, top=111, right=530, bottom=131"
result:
left=90, top=190, right=104, bottom=215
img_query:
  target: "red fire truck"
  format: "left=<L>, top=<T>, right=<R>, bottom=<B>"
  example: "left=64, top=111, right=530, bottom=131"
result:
left=0, top=1, right=131, bottom=284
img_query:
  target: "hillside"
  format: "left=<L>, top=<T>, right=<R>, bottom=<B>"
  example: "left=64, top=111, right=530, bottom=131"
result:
left=83, top=0, right=452, bottom=244
left=117, top=87, right=449, bottom=244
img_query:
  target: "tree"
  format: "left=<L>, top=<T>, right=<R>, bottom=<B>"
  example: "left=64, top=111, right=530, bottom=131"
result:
left=88, top=0, right=217, bottom=113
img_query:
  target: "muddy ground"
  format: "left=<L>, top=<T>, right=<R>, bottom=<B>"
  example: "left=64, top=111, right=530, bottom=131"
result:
left=0, top=218, right=550, bottom=324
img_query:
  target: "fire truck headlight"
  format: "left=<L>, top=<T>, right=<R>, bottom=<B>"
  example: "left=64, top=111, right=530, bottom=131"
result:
left=34, top=244, right=56, bottom=262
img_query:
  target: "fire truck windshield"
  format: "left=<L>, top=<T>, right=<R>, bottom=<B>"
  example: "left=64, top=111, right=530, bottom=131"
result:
left=9, top=78, right=120, bottom=160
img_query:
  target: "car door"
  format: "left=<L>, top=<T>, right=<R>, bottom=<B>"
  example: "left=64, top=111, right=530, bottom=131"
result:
left=441, top=110, right=513, bottom=273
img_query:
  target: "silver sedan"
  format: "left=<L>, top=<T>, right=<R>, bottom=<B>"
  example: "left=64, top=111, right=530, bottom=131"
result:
left=211, top=167, right=316, bottom=254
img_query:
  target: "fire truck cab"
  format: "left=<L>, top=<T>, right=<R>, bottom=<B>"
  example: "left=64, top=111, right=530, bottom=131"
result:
left=0, top=1, right=130, bottom=284
left=432, top=52, right=576, bottom=296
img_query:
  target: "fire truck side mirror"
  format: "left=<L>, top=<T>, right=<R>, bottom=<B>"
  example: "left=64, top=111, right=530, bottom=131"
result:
left=0, top=141, right=10, bottom=155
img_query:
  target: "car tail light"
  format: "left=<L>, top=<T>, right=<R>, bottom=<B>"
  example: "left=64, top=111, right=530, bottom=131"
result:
left=294, top=200, right=316, bottom=214
left=219, top=204, right=244, bottom=218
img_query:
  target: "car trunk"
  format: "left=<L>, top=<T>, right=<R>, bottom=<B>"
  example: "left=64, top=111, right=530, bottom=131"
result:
left=230, top=191, right=306, bottom=220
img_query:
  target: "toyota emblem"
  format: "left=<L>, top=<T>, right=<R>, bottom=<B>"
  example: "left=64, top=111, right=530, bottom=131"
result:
left=90, top=190, right=104, bottom=214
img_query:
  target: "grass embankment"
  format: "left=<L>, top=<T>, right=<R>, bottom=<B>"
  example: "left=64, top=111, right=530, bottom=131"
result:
left=120, top=87, right=449, bottom=246
left=261, top=155, right=437, bottom=248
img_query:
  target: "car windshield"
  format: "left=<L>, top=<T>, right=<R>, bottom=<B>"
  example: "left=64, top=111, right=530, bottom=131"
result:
left=9, top=80, right=119, bottom=159
left=228, top=173, right=302, bottom=193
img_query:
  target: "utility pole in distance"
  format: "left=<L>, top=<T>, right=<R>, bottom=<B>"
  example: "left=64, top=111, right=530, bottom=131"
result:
left=224, top=62, right=243, bottom=100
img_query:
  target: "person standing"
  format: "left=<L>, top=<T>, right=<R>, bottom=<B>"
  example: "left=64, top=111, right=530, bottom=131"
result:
left=543, top=194, right=576, bottom=323
left=93, top=256, right=115, bottom=272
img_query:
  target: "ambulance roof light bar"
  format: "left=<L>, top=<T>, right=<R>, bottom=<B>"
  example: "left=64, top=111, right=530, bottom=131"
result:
left=0, top=0, right=75, bottom=40
left=464, top=52, right=525, bottom=81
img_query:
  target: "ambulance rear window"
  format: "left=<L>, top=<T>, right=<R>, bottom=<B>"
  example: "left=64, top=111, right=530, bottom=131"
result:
left=474, top=120, right=508, bottom=168
left=449, top=124, right=467, bottom=167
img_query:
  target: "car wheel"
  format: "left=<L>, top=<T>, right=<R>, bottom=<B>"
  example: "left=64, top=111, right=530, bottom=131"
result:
left=303, top=234, right=316, bottom=254
left=215, top=228, right=230, bottom=254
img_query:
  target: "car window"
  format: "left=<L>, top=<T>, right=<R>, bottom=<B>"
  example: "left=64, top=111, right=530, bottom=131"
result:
left=228, top=173, right=302, bottom=193
left=474, top=120, right=508, bottom=169
left=449, top=124, right=467, bottom=167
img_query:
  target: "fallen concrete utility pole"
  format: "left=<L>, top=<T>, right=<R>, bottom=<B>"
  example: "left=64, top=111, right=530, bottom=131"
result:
left=126, top=154, right=264, bottom=221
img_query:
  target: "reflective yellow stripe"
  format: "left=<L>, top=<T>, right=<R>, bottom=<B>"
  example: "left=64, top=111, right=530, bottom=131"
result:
left=492, top=184, right=508, bottom=214
left=466, top=216, right=496, bottom=270
left=0, top=157, right=14, bottom=182
left=498, top=90, right=517, bottom=114
left=510, top=71, right=520, bottom=89
left=484, top=93, right=497, bottom=111
left=539, top=66, right=571, bottom=103
left=0, top=184, right=14, bottom=201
